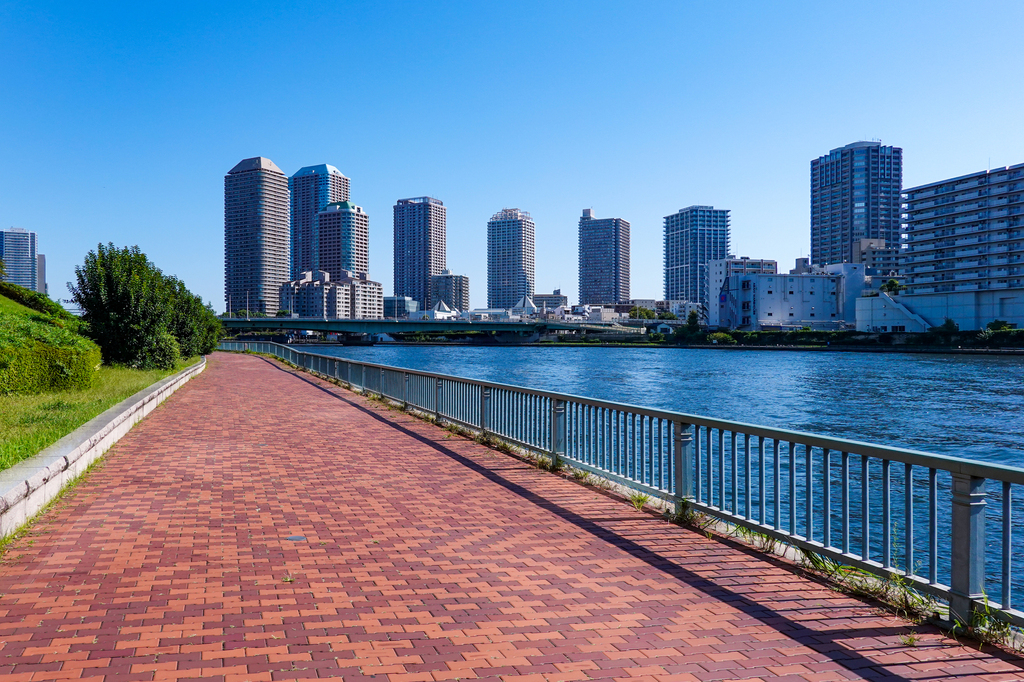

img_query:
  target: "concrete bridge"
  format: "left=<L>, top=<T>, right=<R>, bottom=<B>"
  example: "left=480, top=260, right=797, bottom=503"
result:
left=221, top=316, right=646, bottom=338
left=0, top=352, right=1021, bottom=681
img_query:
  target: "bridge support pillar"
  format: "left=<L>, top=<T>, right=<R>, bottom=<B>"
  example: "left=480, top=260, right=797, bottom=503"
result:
left=673, top=422, right=694, bottom=517
left=950, top=473, right=986, bottom=626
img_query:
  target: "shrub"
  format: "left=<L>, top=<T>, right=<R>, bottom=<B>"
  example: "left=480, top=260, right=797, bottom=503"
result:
left=706, top=332, right=737, bottom=345
left=0, top=311, right=101, bottom=394
left=69, top=243, right=222, bottom=368
left=0, top=281, right=76, bottom=324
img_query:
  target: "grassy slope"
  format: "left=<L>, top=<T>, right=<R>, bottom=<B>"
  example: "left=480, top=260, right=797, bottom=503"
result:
left=0, top=293, right=196, bottom=472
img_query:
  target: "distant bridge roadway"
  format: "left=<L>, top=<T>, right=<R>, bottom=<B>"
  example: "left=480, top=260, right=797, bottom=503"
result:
left=220, top=317, right=643, bottom=335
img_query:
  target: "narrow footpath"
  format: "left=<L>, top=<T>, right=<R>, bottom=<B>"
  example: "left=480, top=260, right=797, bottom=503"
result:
left=0, top=352, right=1020, bottom=682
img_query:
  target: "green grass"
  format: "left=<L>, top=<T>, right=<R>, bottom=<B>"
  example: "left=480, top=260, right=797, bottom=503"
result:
left=0, top=357, right=198, bottom=472
left=0, top=295, right=38, bottom=316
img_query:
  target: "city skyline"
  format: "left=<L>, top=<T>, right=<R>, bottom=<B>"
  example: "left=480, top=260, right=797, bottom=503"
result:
left=3, top=3, right=1023, bottom=310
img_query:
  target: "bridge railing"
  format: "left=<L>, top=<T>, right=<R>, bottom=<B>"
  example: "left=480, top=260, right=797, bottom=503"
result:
left=220, top=340, right=1024, bottom=628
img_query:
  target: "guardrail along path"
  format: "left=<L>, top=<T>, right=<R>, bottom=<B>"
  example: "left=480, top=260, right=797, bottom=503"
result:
left=0, top=352, right=1020, bottom=681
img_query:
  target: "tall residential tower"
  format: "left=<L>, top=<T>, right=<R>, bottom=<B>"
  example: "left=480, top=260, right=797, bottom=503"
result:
left=663, top=205, right=730, bottom=310
left=811, top=141, right=902, bottom=266
left=487, top=208, right=535, bottom=309
left=317, top=200, right=370, bottom=279
left=289, top=164, right=350, bottom=278
left=224, top=157, right=290, bottom=315
left=393, top=197, right=446, bottom=308
left=578, top=209, right=629, bottom=304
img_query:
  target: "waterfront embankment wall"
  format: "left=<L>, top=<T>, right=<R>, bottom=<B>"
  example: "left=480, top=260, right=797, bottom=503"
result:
left=0, top=357, right=206, bottom=538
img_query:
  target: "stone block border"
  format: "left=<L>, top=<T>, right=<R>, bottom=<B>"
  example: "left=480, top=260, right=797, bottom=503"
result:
left=0, top=356, right=207, bottom=537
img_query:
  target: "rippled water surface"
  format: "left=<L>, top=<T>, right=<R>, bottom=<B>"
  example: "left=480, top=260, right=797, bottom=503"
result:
left=305, top=345, right=1024, bottom=465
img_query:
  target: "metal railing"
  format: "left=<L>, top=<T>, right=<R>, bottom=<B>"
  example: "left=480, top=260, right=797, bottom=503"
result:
left=221, top=341, right=1024, bottom=627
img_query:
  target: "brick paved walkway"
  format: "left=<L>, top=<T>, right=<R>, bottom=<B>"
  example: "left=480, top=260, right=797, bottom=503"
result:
left=0, top=353, right=1021, bottom=682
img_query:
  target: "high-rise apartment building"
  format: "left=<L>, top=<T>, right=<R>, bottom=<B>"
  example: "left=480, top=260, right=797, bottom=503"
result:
left=0, top=227, right=39, bottom=292
left=663, top=205, right=730, bottom=310
left=487, top=208, right=535, bottom=309
left=903, top=163, right=1024, bottom=296
left=429, top=269, right=470, bottom=312
left=578, top=209, right=630, bottom=304
left=811, top=141, right=902, bottom=266
left=393, top=197, right=446, bottom=308
left=317, top=201, right=369, bottom=279
left=289, top=164, right=350, bottom=278
left=224, top=157, right=290, bottom=315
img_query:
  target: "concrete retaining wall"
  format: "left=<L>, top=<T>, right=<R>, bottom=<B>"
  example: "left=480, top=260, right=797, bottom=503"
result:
left=0, top=357, right=206, bottom=538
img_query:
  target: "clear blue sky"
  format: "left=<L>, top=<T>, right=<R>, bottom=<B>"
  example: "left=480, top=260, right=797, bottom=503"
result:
left=2, top=1, right=1023, bottom=311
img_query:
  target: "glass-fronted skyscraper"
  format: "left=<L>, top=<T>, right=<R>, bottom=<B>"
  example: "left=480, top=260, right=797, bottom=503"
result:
left=289, top=164, right=350, bottom=279
left=663, top=205, right=730, bottom=310
left=811, top=141, right=902, bottom=266
left=317, top=200, right=369, bottom=279
left=224, top=157, right=290, bottom=315
left=0, top=227, right=39, bottom=292
left=578, top=209, right=630, bottom=304
left=487, top=208, right=535, bottom=309
left=393, top=197, right=446, bottom=308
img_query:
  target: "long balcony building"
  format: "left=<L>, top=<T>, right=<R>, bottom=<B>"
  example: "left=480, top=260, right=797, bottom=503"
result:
left=0, top=227, right=39, bottom=292
left=317, top=200, right=369, bottom=280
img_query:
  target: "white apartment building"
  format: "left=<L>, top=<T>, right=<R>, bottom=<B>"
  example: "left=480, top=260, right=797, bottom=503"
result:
left=279, top=270, right=382, bottom=319
left=487, top=208, right=535, bottom=309
left=899, top=162, right=1024, bottom=329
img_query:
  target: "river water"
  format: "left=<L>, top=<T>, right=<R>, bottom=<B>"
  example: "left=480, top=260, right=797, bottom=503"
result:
left=305, top=344, right=1024, bottom=466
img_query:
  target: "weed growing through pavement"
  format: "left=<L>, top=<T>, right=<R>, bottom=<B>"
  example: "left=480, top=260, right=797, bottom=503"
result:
left=899, top=630, right=919, bottom=647
left=282, top=576, right=295, bottom=583
left=628, top=491, right=651, bottom=512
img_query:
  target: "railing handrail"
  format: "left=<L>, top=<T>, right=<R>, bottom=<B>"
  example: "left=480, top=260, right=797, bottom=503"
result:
left=223, top=341, right=1024, bottom=486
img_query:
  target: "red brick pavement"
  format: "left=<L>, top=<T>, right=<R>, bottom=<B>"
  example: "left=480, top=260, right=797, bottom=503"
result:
left=0, top=352, right=1020, bottom=682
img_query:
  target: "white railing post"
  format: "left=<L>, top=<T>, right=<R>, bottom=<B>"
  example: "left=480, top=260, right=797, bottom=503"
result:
left=673, top=421, right=694, bottom=516
left=551, top=398, right=566, bottom=465
left=403, top=373, right=409, bottom=408
left=435, top=377, right=443, bottom=420
left=949, top=473, right=986, bottom=625
left=481, top=386, right=491, bottom=434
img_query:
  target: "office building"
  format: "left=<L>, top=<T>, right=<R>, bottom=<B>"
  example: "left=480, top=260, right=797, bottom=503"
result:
left=896, top=162, right=1024, bottom=329
left=717, top=264, right=872, bottom=331
left=224, top=157, right=290, bottom=315
left=0, top=227, right=39, bottom=292
left=317, top=201, right=369, bottom=279
left=811, top=141, right=902, bottom=266
left=289, top=165, right=349, bottom=278
left=707, top=257, right=778, bottom=327
left=663, top=205, right=730, bottom=311
left=578, top=209, right=629, bottom=304
left=534, top=289, right=568, bottom=312
left=394, top=197, right=446, bottom=308
left=384, top=296, right=419, bottom=319
left=35, top=254, right=46, bottom=295
left=429, top=269, right=470, bottom=311
left=487, top=208, right=535, bottom=309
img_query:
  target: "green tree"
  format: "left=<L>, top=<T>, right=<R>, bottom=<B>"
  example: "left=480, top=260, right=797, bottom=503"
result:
left=276, top=309, right=291, bottom=317
left=0, top=257, right=6, bottom=281
left=70, top=244, right=176, bottom=368
left=987, top=319, right=1011, bottom=331
left=880, top=278, right=904, bottom=294
left=657, top=311, right=678, bottom=320
left=629, top=306, right=656, bottom=319
left=686, top=310, right=700, bottom=332
left=707, top=331, right=737, bottom=345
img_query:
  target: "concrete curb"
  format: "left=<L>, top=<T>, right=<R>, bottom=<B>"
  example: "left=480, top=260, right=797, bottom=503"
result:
left=0, top=356, right=207, bottom=538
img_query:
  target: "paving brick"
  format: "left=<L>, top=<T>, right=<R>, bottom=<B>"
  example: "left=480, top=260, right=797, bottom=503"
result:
left=0, top=352, right=1022, bottom=681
